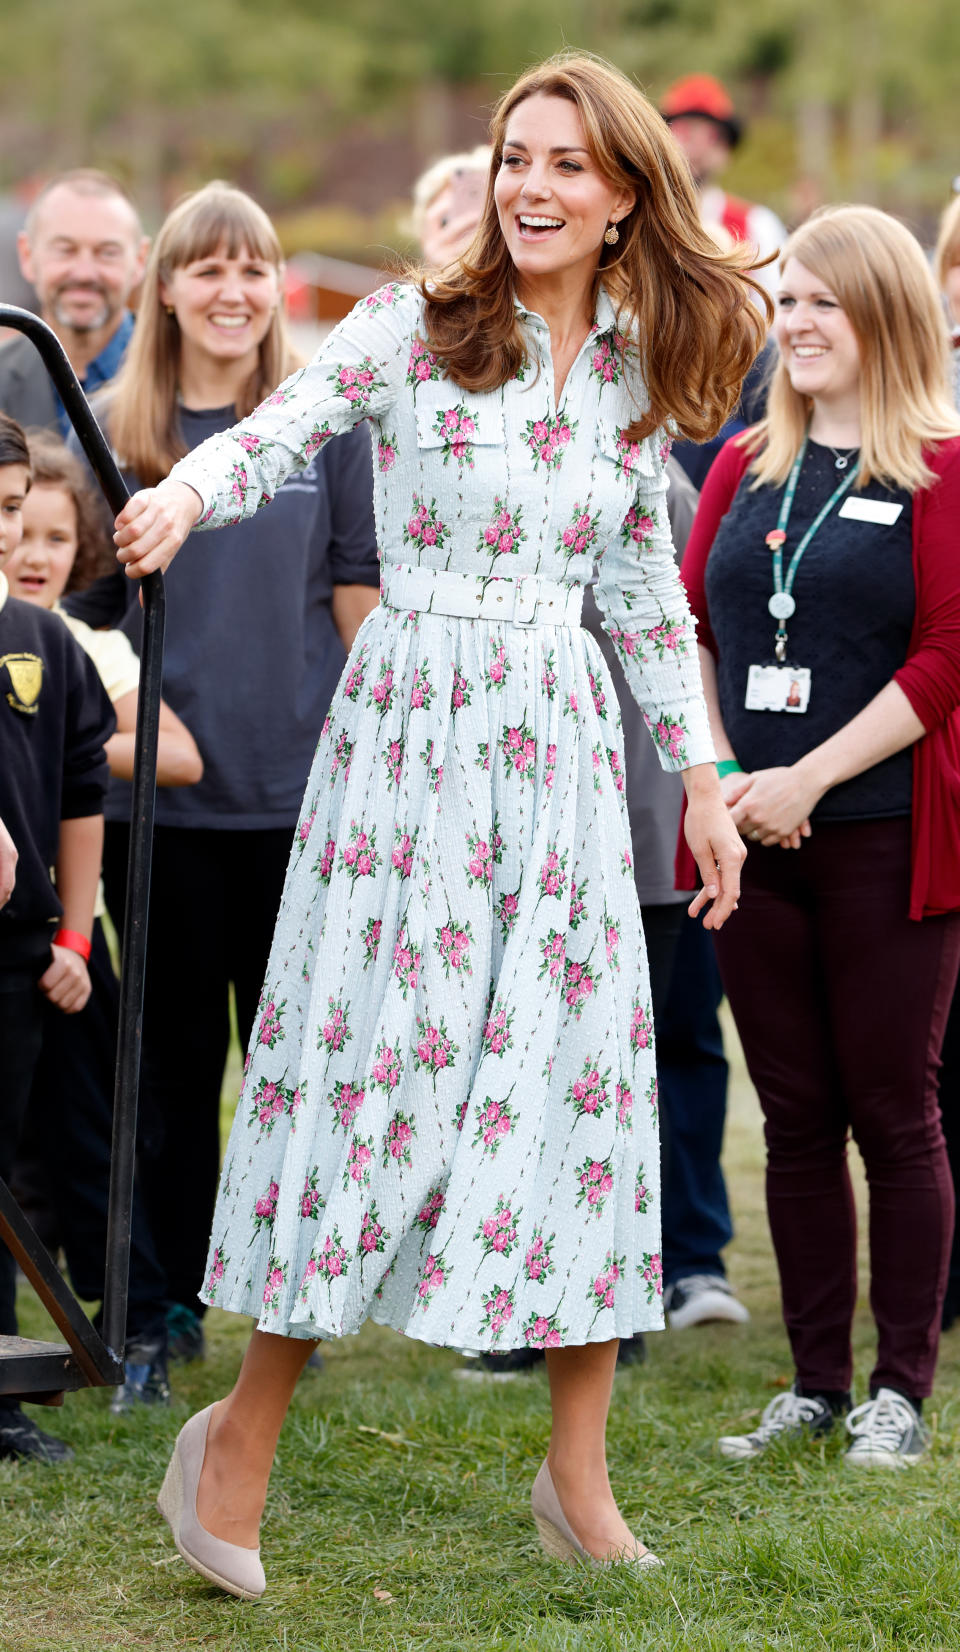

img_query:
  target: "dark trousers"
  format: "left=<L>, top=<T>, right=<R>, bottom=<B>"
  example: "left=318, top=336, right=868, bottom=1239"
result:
left=714, top=818, right=960, bottom=1399
left=0, top=967, right=45, bottom=1337
left=656, top=914, right=733, bottom=1287
left=103, top=822, right=293, bottom=1316
left=20, top=921, right=167, bottom=1343
left=936, top=986, right=960, bottom=1319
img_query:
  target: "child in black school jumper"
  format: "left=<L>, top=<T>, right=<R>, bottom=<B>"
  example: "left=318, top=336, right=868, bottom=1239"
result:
left=0, top=412, right=115, bottom=1463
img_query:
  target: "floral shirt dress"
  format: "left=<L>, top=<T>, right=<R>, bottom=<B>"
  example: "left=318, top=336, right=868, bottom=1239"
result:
left=172, top=282, right=715, bottom=1351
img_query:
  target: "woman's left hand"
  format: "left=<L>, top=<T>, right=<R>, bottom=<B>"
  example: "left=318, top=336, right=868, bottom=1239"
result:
left=729, top=763, right=824, bottom=847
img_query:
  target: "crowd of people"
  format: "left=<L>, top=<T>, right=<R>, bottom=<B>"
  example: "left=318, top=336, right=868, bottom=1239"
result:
left=1, top=49, right=960, bottom=1598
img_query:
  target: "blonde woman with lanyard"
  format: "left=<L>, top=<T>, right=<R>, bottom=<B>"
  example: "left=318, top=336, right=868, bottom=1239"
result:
left=681, top=205, right=960, bottom=1466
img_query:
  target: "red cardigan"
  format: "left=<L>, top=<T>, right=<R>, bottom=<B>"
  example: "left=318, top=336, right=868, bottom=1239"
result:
left=678, top=432, right=960, bottom=919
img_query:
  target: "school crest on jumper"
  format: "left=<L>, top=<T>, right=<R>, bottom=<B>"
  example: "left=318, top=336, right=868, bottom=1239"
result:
left=1, top=651, right=42, bottom=715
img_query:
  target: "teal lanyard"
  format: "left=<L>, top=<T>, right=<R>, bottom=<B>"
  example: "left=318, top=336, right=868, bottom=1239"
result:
left=765, top=437, right=859, bottom=660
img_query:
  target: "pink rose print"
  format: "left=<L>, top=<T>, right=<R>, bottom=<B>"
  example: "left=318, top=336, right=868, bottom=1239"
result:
left=619, top=502, right=658, bottom=552
left=495, top=885, right=522, bottom=942
left=603, top=911, right=621, bottom=970
left=556, top=503, right=600, bottom=566
left=613, top=428, right=645, bottom=481
left=591, top=742, right=605, bottom=793
left=587, top=1250, right=625, bottom=1330
left=415, top=1186, right=446, bottom=1232
left=522, top=1309, right=567, bottom=1350
left=329, top=729, right=354, bottom=786
left=607, top=748, right=625, bottom=795
left=262, top=1256, right=288, bottom=1315
left=300, top=1168, right=324, bottom=1220
left=588, top=671, right=608, bottom=721
left=342, top=1134, right=375, bottom=1190
left=544, top=742, right=557, bottom=791
left=363, top=282, right=401, bottom=315
left=646, top=1075, right=659, bottom=1121
left=541, top=649, right=558, bottom=701
left=343, top=649, right=367, bottom=702
left=432, top=402, right=477, bottom=470
left=401, top=494, right=447, bottom=554
left=622, top=848, right=633, bottom=877
left=589, top=337, right=621, bottom=387
left=435, top=918, right=474, bottom=979
left=563, top=691, right=579, bottom=724
left=358, top=1201, right=390, bottom=1263
left=616, top=1081, right=634, bottom=1129
left=326, top=355, right=385, bottom=412
left=524, top=1228, right=556, bottom=1284
left=566, top=1057, right=611, bottom=1122
left=329, top=1079, right=366, bottom=1133
left=474, top=1195, right=521, bottom=1260
left=299, top=1229, right=350, bottom=1304
left=472, top=1092, right=515, bottom=1157
left=383, top=1109, right=416, bottom=1168
left=249, top=1079, right=295, bottom=1137
left=372, top=1258, right=397, bottom=1303
left=377, top=433, right=398, bottom=472
left=370, top=1038, right=403, bottom=1096
left=481, top=997, right=515, bottom=1059
left=417, top=1248, right=451, bottom=1311
left=300, top=421, right=333, bottom=462
left=450, top=667, right=472, bottom=712
left=563, top=956, right=599, bottom=1020
left=297, top=806, right=316, bottom=853
left=475, top=741, right=490, bottom=773
left=287, top=1085, right=304, bottom=1127
left=607, top=627, right=645, bottom=663
left=537, top=843, right=568, bottom=902
left=381, top=736, right=405, bottom=791
left=319, top=996, right=352, bottom=1055
left=225, top=461, right=249, bottom=524
left=465, top=818, right=504, bottom=887
left=361, top=916, right=382, bottom=968
left=643, top=710, right=690, bottom=766
left=523, top=410, right=578, bottom=469
left=641, top=1250, right=663, bottom=1305
left=451, top=1097, right=469, bottom=1134
left=477, top=497, right=526, bottom=564
left=367, top=659, right=395, bottom=718
left=339, top=820, right=381, bottom=885
left=537, top=928, right=566, bottom=988
left=420, top=740, right=444, bottom=795
left=256, top=995, right=285, bottom=1050
left=635, top=1163, right=651, bottom=1214
left=568, top=877, right=588, bottom=932
left=500, top=720, right=536, bottom=784
left=643, top=621, right=689, bottom=661
left=406, top=336, right=441, bottom=385
left=574, top=1153, right=616, bottom=1218
left=203, top=1244, right=228, bottom=1303
left=392, top=927, right=423, bottom=999
left=479, top=1284, right=516, bottom=1341
left=630, top=999, right=653, bottom=1054
left=409, top=667, right=434, bottom=712
left=251, top=1179, right=279, bottom=1236
left=391, top=825, right=418, bottom=881
left=411, top=1016, right=459, bottom=1089
left=485, top=643, right=511, bottom=693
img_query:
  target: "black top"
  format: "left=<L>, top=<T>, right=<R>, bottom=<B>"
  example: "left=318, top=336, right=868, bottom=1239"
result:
left=704, top=440, right=915, bottom=819
left=0, top=585, right=114, bottom=966
left=66, top=405, right=380, bottom=830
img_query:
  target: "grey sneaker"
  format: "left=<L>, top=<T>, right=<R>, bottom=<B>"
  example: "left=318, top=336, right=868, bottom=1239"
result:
left=843, top=1389, right=930, bottom=1469
left=665, top=1274, right=750, bottom=1330
left=718, top=1389, right=834, bottom=1459
left=110, top=1336, right=171, bottom=1415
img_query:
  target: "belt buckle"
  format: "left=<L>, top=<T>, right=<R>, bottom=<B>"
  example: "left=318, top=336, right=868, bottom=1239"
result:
left=513, top=575, right=539, bottom=625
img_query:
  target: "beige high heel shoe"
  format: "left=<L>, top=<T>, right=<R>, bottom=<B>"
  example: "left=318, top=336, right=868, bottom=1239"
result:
left=530, top=1460, right=662, bottom=1569
left=157, top=1404, right=266, bottom=1600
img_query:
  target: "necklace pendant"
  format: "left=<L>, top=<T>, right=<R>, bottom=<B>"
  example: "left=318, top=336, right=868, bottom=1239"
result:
left=834, top=454, right=849, bottom=470
left=768, top=592, right=796, bottom=620
left=765, top=529, right=787, bottom=549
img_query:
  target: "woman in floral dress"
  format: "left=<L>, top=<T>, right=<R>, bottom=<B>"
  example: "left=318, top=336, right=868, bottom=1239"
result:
left=115, top=55, right=762, bottom=1593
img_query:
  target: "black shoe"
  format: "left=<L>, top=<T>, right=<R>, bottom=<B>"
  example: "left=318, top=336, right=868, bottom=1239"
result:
left=455, top=1347, right=546, bottom=1381
left=110, top=1335, right=171, bottom=1415
left=0, top=1404, right=74, bottom=1464
left=616, top=1334, right=646, bottom=1367
left=166, top=1303, right=206, bottom=1363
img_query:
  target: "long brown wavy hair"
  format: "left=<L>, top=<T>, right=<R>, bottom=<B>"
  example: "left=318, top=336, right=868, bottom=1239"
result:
left=108, top=181, right=299, bottom=486
left=419, top=53, right=771, bottom=444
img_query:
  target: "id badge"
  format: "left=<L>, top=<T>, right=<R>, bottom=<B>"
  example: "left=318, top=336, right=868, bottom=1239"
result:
left=745, top=664, right=812, bottom=714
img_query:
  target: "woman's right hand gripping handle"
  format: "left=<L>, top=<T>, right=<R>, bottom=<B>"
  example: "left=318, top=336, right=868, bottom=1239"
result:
left=114, top=480, right=204, bottom=578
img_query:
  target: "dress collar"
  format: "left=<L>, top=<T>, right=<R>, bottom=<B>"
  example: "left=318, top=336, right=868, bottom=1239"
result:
left=513, top=284, right=619, bottom=337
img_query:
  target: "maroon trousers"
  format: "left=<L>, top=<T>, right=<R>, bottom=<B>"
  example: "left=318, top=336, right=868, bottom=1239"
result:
left=714, top=818, right=960, bottom=1399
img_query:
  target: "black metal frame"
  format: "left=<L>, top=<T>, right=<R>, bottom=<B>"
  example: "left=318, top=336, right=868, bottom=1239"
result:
left=0, top=305, right=164, bottom=1401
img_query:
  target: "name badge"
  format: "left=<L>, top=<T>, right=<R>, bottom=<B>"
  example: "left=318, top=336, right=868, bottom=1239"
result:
left=745, top=664, right=811, bottom=714
left=838, top=497, right=903, bottom=526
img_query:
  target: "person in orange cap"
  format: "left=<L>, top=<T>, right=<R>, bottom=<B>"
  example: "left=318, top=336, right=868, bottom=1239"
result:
left=660, top=73, right=785, bottom=297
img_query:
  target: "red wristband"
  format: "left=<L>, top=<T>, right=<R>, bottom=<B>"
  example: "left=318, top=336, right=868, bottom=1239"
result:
left=53, top=927, right=92, bottom=962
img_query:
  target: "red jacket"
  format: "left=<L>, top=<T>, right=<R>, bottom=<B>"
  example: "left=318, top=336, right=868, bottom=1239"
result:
left=678, top=432, right=960, bottom=919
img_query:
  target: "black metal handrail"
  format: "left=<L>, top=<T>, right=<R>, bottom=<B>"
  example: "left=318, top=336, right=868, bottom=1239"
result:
left=0, top=304, right=164, bottom=1378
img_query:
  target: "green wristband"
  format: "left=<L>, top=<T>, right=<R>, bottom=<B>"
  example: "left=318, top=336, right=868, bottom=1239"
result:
left=716, top=759, right=743, bottom=778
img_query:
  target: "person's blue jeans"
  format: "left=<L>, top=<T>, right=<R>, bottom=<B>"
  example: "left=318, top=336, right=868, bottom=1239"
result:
left=655, top=914, right=733, bottom=1288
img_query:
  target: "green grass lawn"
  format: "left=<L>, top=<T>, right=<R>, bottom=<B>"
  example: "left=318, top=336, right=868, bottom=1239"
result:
left=4, top=1014, right=960, bottom=1652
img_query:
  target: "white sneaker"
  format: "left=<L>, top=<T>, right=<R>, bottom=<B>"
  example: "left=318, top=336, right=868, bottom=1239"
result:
left=717, top=1389, right=834, bottom=1460
left=665, top=1274, right=750, bottom=1330
left=843, top=1389, right=929, bottom=1469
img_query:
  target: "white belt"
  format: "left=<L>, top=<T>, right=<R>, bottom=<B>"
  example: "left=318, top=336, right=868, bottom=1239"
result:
left=381, top=564, right=583, bottom=628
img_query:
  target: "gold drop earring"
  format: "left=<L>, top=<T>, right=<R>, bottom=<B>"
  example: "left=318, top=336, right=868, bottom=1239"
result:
left=603, top=221, right=620, bottom=245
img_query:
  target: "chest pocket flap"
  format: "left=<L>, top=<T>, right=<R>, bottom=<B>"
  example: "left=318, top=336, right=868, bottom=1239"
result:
left=414, top=384, right=505, bottom=451
left=596, top=416, right=661, bottom=485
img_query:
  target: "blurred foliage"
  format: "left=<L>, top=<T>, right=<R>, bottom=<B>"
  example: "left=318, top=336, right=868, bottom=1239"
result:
left=0, top=0, right=957, bottom=249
